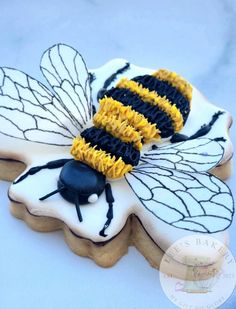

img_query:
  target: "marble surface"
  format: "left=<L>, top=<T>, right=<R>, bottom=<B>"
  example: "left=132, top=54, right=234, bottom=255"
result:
left=0, top=0, right=236, bottom=308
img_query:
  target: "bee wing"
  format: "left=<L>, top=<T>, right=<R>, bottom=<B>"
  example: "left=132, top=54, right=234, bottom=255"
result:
left=140, top=138, right=225, bottom=173
left=125, top=167, right=234, bottom=233
left=0, top=67, right=76, bottom=146
left=40, top=44, right=92, bottom=128
left=0, top=44, right=92, bottom=146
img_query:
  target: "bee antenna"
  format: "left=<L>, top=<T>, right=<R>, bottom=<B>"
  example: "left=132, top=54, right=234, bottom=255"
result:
left=75, top=196, right=83, bottom=222
left=39, top=186, right=66, bottom=201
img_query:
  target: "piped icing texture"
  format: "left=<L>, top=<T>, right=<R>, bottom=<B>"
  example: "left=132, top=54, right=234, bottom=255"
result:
left=81, top=127, right=140, bottom=166
left=71, top=137, right=133, bottom=179
left=71, top=69, right=192, bottom=179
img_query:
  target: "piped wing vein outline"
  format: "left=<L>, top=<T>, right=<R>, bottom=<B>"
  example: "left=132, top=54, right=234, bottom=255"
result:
left=40, top=44, right=92, bottom=127
left=125, top=138, right=234, bottom=233
left=139, top=138, right=225, bottom=173
left=0, top=44, right=92, bottom=146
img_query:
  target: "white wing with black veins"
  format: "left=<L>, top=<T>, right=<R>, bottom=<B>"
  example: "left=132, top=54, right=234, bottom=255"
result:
left=125, top=138, right=234, bottom=233
left=41, top=44, right=92, bottom=129
left=0, top=44, right=92, bottom=146
left=140, top=138, right=225, bottom=173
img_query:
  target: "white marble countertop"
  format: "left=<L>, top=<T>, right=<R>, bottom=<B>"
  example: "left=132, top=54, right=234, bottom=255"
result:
left=0, top=1, right=235, bottom=308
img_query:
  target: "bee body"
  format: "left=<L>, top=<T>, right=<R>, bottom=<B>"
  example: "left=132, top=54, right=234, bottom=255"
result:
left=71, top=70, right=192, bottom=179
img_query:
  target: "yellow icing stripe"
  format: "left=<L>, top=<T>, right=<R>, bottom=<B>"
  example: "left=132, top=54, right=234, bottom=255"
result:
left=93, top=111, right=143, bottom=150
left=99, top=97, right=161, bottom=142
left=71, top=137, right=132, bottom=179
left=152, top=69, right=192, bottom=102
left=117, top=78, right=184, bottom=132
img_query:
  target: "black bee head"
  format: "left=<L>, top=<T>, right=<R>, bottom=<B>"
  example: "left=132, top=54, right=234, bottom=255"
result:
left=58, top=160, right=106, bottom=206
left=39, top=160, right=106, bottom=222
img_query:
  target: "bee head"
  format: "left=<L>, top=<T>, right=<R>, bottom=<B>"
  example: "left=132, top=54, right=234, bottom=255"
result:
left=58, top=160, right=106, bottom=205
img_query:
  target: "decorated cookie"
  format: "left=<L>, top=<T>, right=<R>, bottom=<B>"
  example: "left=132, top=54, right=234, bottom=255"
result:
left=0, top=44, right=234, bottom=277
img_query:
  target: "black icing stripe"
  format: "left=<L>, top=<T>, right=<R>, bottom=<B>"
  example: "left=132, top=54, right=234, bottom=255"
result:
left=132, top=75, right=190, bottom=123
left=81, top=127, right=140, bottom=166
left=103, top=88, right=174, bottom=138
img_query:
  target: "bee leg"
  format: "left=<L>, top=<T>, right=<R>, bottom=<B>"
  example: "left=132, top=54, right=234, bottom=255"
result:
left=99, top=183, right=114, bottom=237
left=188, top=111, right=224, bottom=140
left=170, top=111, right=225, bottom=143
left=39, top=187, right=66, bottom=201
left=75, top=195, right=83, bottom=222
left=13, top=158, right=72, bottom=184
left=169, top=133, right=189, bottom=143
left=97, top=62, right=130, bottom=101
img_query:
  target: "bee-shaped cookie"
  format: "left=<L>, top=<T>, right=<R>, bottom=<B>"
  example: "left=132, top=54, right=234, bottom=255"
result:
left=0, top=44, right=233, bottom=238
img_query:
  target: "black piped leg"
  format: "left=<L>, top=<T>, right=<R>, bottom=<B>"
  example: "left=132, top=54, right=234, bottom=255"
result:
left=99, top=183, right=114, bottom=237
left=75, top=195, right=83, bottom=222
left=97, top=62, right=130, bottom=101
left=170, top=111, right=225, bottom=144
left=13, top=158, right=72, bottom=184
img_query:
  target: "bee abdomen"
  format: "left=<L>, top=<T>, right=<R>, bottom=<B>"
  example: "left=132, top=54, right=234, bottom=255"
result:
left=105, top=87, right=174, bottom=138
left=132, top=74, right=191, bottom=124
left=93, top=112, right=143, bottom=150
left=81, top=127, right=140, bottom=166
left=116, top=78, right=185, bottom=133
left=71, top=137, right=133, bottom=179
left=152, top=69, right=192, bottom=102
left=71, top=69, right=192, bottom=179
left=97, top=97, right=161, bottom=142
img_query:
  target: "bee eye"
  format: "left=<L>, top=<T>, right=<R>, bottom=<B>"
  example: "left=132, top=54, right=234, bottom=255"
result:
left=88, top=194, right=98, bottom=203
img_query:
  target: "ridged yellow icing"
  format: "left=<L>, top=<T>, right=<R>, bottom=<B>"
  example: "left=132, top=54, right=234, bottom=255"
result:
left=93, top=111, right=143, bottom=150
left=71, top=70, right=192, bottom=179
left=152, top=69, right=192, bottom=102
left=117, top=78, right=184, bottom=132
left=99, top=97, right=161, bottom=142
left=71, top=137, right=132, bottom=179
